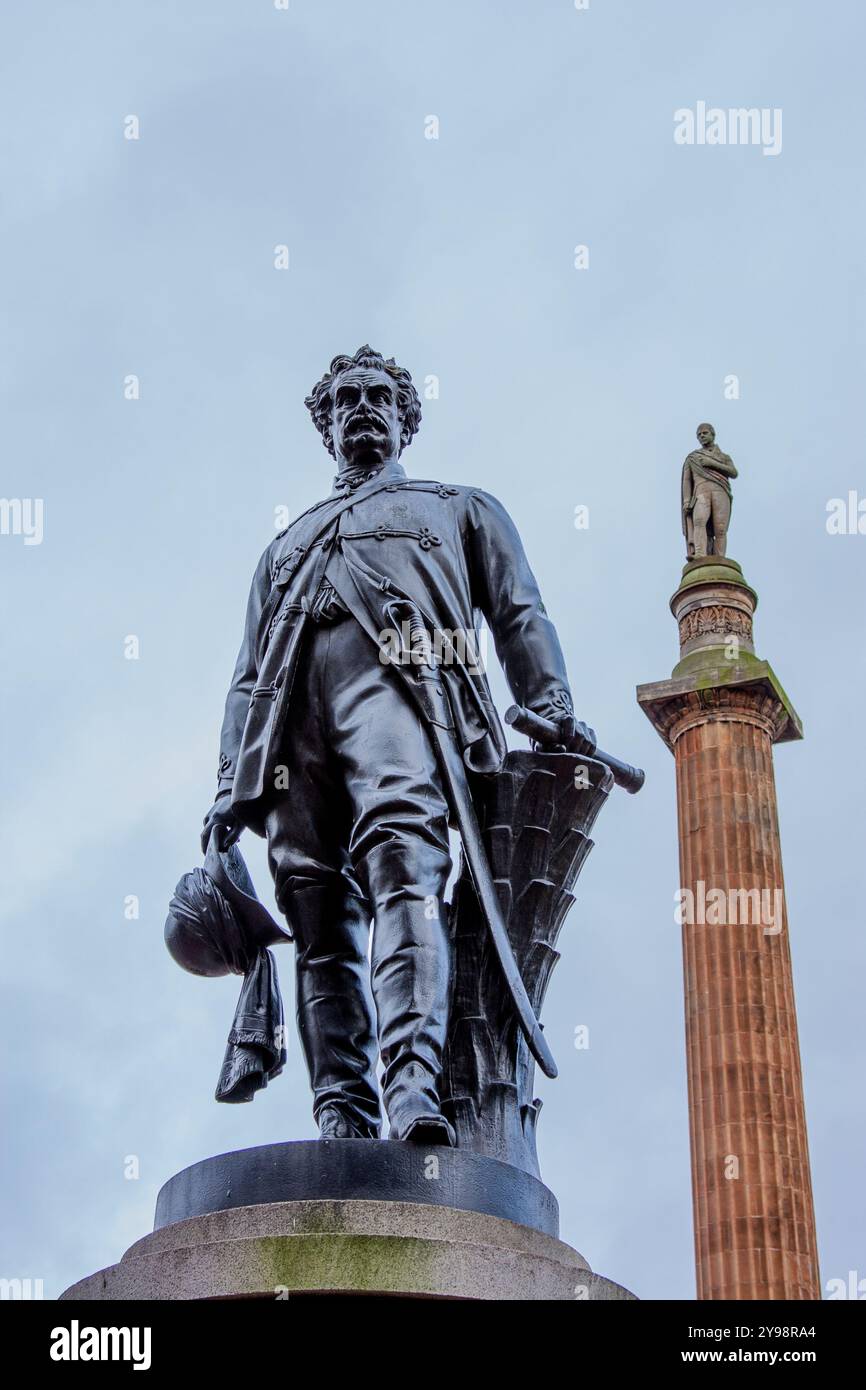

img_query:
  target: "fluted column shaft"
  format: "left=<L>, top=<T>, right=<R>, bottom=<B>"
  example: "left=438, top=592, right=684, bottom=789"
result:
left=673, top=708, right=819, bottom=1299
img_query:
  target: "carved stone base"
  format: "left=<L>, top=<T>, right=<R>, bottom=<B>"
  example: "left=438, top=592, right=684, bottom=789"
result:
left=637, top=557, right=802, bottom=751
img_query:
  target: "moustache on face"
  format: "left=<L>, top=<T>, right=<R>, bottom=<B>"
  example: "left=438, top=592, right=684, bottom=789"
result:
left=347, top=413, right=388, bottom=436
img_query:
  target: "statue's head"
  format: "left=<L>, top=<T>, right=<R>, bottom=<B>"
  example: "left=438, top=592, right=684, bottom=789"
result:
left=696, top=422, right=716, bottom=447
left=305, top=345, right=422, bottom=470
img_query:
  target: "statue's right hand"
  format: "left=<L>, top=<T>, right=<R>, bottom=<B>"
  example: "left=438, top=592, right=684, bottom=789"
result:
left=201, top=792, right=240, bottom=856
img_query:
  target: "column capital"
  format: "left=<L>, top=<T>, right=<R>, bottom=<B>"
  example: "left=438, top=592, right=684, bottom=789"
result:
left=636, top=664, right=802, bottom=748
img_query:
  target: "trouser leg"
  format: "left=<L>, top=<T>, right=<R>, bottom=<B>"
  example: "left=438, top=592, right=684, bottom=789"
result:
left=325, top=619, right=455, bottom=1143
left=265, top=625, right=381, bottom=1137
left=692, top=485, right=711, bottom=558
left=711, top=488, right=731, bottom=557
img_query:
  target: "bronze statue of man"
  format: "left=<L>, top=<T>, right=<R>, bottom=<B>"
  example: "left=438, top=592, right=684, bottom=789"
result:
left=681, top=422, right=738, bottom=558
left=200, top=345, right=593, bottom=1146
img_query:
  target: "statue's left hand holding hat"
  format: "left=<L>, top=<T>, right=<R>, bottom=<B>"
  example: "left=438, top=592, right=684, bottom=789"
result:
left=165, top=826, right=291, bottom=1102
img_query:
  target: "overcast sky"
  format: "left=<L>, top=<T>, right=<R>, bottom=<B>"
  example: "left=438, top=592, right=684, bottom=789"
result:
left=2, top=0, right=864, bottom=1300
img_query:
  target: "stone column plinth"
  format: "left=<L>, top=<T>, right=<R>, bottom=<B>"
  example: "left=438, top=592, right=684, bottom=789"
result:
left=60, top=1198, right=635, bottom=1302
left=637, top=557, right=820, bottom=1301
left=59, top=1140, right=636, bottom=1301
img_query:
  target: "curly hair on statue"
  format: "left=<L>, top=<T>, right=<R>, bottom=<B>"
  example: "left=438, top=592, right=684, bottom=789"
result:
left=304, top=344, right=422, bottom=459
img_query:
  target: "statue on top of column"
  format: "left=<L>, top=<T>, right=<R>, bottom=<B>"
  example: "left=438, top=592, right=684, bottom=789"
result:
left=681, top=423, right=738, bottom=558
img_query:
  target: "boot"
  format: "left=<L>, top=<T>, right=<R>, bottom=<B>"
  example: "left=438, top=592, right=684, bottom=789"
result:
left=385, top=1061, right=456, bottom=1146
left=370, top=893, right=454, bottom=1145
left=317, top=1104, right=374, bottom=1139
left=290, top=882, right=381, bottom=1139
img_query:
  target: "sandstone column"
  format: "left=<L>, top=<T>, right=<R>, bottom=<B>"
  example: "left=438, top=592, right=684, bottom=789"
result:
left=637, top=556, right=820, bottom=1300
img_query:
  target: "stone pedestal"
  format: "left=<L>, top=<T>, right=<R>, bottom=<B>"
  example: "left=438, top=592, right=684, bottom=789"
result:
left=60, top=1141, right=636, bottom=1301
left=637, top=557, right=820, bottom=1300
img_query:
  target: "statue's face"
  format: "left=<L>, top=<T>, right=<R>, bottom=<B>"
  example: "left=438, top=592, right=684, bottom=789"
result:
left=697, top=424, right=715, bottom=447
left=330, top=367, right=403, bottom=469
